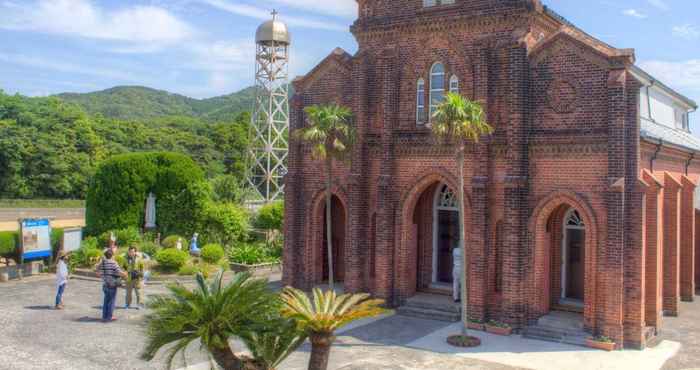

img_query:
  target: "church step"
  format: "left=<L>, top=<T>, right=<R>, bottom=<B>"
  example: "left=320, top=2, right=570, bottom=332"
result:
left=523, top=325, right=589, bottom=347
left=397, top=306, right=461, bottom=322
left=403, top=299, right=461, bottom=314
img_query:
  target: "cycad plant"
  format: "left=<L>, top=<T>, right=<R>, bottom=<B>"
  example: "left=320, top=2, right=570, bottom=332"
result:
left=141, top=271, right=305, bottom=370
left=295, top=104, right=355, bottom=290
left=280, top=287, right=385, bottom=370
left=431, top=92, right=493, bottom=337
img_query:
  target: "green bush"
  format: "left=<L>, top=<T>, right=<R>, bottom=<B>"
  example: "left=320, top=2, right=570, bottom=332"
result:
left=155, top=248, right=189, bottom=271
left=161, top=235, right=184, bottom=249
left=69, top=238, right=102, bottom=269
left=85, top=152, right=210, bottom=237
left=139, top=241, right=160, bottom=258
left=255, top=201, right=284, bottom=231
left=0, top=231, right=18, bottom=261
left=50, top=228, right=64, bottom=257
left=229, top=242, right=280, bottom=265
left=177, top=264, right=201, bottom=276
left=200, top=202, right=249, bottom=246
left=210, top=175, right=250, bottom=204
left=201, top=243, right=225, bottom=264
left=97, top=227, right=142, bottom=249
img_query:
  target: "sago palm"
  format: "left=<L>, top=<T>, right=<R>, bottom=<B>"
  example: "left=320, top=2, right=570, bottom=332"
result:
left=280, top=287, right=385, bottom=370
left=295, top=104, right=355, bottom=290
left=141, top=271, right=303, bottom=370
left=431, top=92, right=493, bottom=336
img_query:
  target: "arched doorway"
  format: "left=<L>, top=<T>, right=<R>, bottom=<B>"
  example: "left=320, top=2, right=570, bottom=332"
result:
left=432, top=184, right=460, bottom=286
left=321, top=195, right=346, bottom=282
left=561, top=208, right=585, bottom=304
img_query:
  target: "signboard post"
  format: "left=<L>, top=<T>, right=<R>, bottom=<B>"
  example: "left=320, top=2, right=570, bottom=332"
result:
left=62, top=227, right=83, bottom=254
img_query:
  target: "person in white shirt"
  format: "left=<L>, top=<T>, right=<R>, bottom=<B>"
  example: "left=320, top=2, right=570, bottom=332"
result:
left=452, top=242, right=462, bottom=303
left=55, top=251, right=69, bottom=309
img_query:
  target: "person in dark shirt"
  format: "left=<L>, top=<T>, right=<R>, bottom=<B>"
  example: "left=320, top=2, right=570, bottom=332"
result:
left=95, top=249, right=127, bottom=322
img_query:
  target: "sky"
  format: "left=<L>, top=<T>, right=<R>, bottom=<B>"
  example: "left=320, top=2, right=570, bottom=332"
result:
left=0, top=0, right=698, bottom=128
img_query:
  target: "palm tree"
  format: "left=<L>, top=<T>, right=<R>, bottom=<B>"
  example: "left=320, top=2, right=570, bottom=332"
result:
left=296, top=104, right=355, bottom=290
left=141, top=271, right=305, bottom=370
left=280, top=287, right=385, bottom=370
left=431, top=92, right=493, bottom=337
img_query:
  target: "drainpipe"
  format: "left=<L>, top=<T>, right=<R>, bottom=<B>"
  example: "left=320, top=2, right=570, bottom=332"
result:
left=651, top=139, right=663, bottom=172
left=686, top=152, right=695, bottom=176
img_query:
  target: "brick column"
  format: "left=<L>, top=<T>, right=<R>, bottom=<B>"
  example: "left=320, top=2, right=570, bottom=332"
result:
left=502, top=42, right=530, bottom=329
left=602, top=69, right=627, bottom=343
left=696, top=210, right=700, bottom=290
left=663, top=172, right=682, bottom=316
left=642, top=170, right=664, bottom=329
left=468, top=45, right=490, bottom=322
left=374, top=49, right=398, bottom=304
left=680, top=176, right=696, bottom=301
left=283, top=92, right=309, bottom=288
left=345, top=54, right=369, bottom=294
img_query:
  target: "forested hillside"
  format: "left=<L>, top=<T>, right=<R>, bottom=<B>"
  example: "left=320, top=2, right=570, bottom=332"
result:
left=0, top=90, right=250, bottom=199
left=56, top=86, right=257, bottom=122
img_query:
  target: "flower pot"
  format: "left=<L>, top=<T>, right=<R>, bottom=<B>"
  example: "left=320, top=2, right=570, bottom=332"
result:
left=485, top=324, right=512, bottom=336
left=586, top=338, right=616, bottom=351
left=467, top=322, right=485, bottom=331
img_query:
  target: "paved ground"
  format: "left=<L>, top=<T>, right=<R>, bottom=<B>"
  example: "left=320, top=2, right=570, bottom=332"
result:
left=0, top=275, right=695, bottom=370
left=0, top=208, right=85, bottom=231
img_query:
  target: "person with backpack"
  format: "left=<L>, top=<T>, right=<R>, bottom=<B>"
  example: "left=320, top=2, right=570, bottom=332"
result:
left=95, top=249, right=127, bottom=322
left=123, top=245, right=146, bottom=310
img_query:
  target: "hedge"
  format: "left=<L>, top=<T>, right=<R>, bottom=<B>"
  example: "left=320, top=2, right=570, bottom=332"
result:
left=201, top=243, right=225, bottom=264
left=162, top=235, right=184, bottom=249
left=155, top=248, right=189, bottom=271
left=85, top=152, right=210, bottom=237
left=200, top=202, right=249, bottom=246
left=255, top=201, right=284, bottom=231
left=0, top=231, right=18, bottom=260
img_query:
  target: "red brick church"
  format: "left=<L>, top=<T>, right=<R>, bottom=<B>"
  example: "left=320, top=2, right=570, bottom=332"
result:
left=282, top=0, right=700, bottom=349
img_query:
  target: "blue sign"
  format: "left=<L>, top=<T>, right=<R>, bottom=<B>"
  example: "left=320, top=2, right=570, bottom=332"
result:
left=20, top=218, right=52, bottom=260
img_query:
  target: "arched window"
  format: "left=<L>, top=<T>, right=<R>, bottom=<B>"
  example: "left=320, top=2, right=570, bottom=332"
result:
left=429, top=62, right=445, bottom=121
left=437, top=184, right=458, bottom=210
left=449, top=75, right=459, bottom=94
left=416, top=78, right=426, bottom=125
left=566, top=210, right=585, bottom=228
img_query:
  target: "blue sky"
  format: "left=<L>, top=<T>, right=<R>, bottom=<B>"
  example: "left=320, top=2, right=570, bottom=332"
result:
left=0, top=0, right=698, bottom=128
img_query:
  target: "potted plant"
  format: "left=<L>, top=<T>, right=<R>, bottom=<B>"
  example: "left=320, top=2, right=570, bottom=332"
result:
left=586, top=335, right=616, bottom=351
left=485, top=320, right=512, bottom=336
left=467, top=318, right=485, bottom=331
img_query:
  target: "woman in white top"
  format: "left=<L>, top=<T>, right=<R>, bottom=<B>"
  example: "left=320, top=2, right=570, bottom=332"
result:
left=55, top=251, right=69, bottom=309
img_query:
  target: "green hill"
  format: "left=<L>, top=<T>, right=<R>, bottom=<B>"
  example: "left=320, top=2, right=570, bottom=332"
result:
left=56, top=85, right=257, bottom=122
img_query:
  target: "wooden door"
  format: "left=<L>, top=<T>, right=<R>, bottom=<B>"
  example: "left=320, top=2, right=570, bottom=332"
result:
left=437, top=210, right=458, bottom=283
left=566, top=228, right=585, bottom=301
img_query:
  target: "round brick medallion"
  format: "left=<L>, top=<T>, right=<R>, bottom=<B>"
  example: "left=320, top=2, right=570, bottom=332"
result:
left=547, top=80, right=578, bottom=114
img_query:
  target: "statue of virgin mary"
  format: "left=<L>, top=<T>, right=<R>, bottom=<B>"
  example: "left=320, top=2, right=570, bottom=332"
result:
left=144, top=192, right=157, bottom=229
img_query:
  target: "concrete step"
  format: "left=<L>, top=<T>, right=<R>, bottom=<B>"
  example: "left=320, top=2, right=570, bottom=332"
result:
left=523, top=324, right=589, bottom=348
left=397, top=306, right=461, bottom=322
left=403, top=299, right=461, bottom=314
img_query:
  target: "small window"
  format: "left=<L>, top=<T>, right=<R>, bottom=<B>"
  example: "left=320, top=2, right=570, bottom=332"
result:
left=429, top=62, right=445, bottom=121
left=449, top=75, right=459, bottom=94
left=417, top=79, right=426, bottom=125
left=424, top=0, right=454, bottom=6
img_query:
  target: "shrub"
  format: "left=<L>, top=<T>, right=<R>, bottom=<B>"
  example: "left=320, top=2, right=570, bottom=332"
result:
left=255, top=201, right=284, bottom=232
left=155, top=248, right=189, bottom=272
left=210, top=175, right=250, bottom=204
left=200, top=202, right=249, bottom=246
left=98, top=227, right=142, bottom=248
left=139, top=241, right=160, bottom=258
left=50, top=228, right=64, bottom=257
left=69, top=238, right=102, bottom=269
left=201, top=243, right=225, bottom=264
left=85, top=152, right=210, bottom=237
left=161, top=235, right=184, bottom=249
left=0, top=231, right=18, bottom=261
left=229, top=242, right=280, bottom=265
left=177, top=264, right=201, bottom=276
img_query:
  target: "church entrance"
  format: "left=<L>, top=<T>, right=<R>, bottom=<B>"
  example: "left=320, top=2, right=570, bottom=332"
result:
left=561, top=209, right=585, bottom=304
left=433, top=184, right=460, bottom=286
left=321, top=195, right=346, bottom=282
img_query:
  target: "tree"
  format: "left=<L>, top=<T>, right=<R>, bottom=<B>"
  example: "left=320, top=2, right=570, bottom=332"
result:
left=142, top=271, right=305, bottom=370
left=295, top=104, right=355, bottom=290
left=280, top=287, right=384, bottom=370
left=430, top=92, right=493, bottom=338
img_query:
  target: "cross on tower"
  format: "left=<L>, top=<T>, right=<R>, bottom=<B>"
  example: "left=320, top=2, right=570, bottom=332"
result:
left=271, top=9, right=278, bottom=20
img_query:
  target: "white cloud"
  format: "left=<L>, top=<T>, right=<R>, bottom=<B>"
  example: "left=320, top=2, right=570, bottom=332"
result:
left=0, top=52, right=138, bottom=81
left=673, top=24, right=700, bottom=40
left=639, top=60, right=700, bottom=93
left=200, top=0, right=348, bottom=31
left=623, top=9, right=647, bottom=19
left=648, top=0, right=669, bottom=11
left=0, top=0, right=195, bottom=44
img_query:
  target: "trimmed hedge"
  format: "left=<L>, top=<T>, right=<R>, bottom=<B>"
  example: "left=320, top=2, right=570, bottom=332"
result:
left=255, top=201, right=284, bottom=232
left=200, top=202, right=249, bottom=246
left=155, top=248, right=189, bottom=271
left=162, top=235, right=184, bottom=249
left=85, top=152, right=210, bottom=238
left=201, top=243, right=225, bottom=264
left=0, top=231, right=18, bottom=260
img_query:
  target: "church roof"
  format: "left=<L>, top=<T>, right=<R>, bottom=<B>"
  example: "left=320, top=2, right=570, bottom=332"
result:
left=640, top=118, right=700, bottom=153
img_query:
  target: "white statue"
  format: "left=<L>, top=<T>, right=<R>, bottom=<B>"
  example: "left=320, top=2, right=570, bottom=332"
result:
left=176, top=238, right=183, bottom=251
left=145, top=192, right=157, bottom=229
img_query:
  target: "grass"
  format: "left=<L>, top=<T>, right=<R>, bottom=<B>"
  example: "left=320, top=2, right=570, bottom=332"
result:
left=0, top=199, right=85, bottom=208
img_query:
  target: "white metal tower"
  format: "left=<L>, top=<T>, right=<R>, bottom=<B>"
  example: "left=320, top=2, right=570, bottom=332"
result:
left=246, top=10, right=291, bottom=204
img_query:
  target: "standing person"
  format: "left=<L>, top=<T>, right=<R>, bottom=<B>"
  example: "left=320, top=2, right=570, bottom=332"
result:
left=124, top=245, right=145, bottom=310
left=55, top=251, right=69, bottom=309
left=452, top=242, right=462, bottom=303
left=95, top=249, right=126, bottom=322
